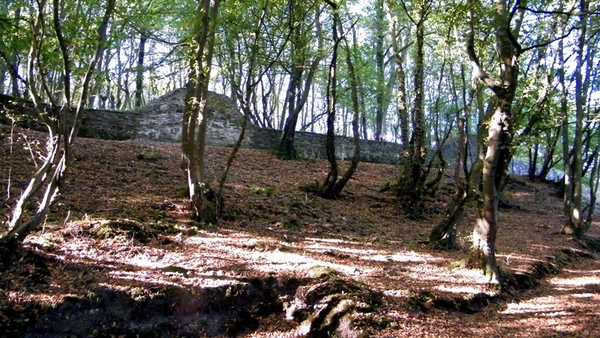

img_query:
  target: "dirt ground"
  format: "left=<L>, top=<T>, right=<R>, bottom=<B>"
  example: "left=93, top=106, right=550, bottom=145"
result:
left=1, top=125, right=599, bottom=337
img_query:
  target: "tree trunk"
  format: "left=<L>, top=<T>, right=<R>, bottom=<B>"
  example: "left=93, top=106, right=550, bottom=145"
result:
left=134, top=33, right=147, bottom=108
left=321, top=26, right=340, bottom=197
left=528, top=144, right=538, bottom=180
left=537, top=126, right=560, bottom=181
left=430, top=79, right=480, bottom=248
left=1, top=0, right=116, bottom=247
left=374, top=0, right=386, bottom=141
left=395, top=1, right=430, bottom=219
left=466, top=0, right=522, bottom=282
left=181, top=0, right=221, bottom=223
left=385, top=0, right=409, bottom=148
left=318, top=2, right=360, bottom=199
left=275, top=2, right=324, bottom=159
left=561, top=1, right=587, bottom=238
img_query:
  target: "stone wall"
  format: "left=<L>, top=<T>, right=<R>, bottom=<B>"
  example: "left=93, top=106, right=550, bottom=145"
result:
left=0, top=90, right=403, bottom=164
left=133, top=89, right=403, bottom=164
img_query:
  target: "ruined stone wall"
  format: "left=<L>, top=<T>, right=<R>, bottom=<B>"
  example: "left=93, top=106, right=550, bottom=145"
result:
left=122, top=88, right=403, bottom=164
left=0, top=90, right=403, bottom=164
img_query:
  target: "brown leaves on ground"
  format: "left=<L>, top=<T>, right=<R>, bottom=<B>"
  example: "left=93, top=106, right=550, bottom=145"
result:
left=1, top=125, right=599, bottom=337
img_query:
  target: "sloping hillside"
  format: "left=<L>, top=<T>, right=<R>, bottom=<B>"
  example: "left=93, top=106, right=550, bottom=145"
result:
left=1, top=125, right=599, bottom=337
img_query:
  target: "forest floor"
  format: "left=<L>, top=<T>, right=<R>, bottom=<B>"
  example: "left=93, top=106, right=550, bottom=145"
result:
left=1, top=124, right=600, bottom=337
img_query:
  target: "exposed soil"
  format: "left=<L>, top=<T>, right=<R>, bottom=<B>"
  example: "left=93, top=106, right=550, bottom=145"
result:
left=0, top=124, right=599, bottom=337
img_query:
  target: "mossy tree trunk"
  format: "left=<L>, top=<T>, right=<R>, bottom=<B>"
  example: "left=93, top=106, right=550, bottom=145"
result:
left=394, top=1, right=431, bottom=219
left=466, top=0, right=525, bottom=282
left=181, top=0, right=221, bottom=224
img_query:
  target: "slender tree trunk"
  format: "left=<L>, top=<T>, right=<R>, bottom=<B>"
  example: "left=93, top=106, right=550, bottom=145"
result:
left=374, top=0, right=386, bottom=141
left=181, top=0, right=221, bottom=223
left=318, top=2, right=360, bottom=199
left=585, top=133, right=600, bottom=226
left=528, top=144, right=539, bottom=180
left=134, top=33, right=147, bottom=108
left=562, top=0, right=587, bottom=238
left=385, top=0, right=410, bottom=148
left=1, top=0, right=116, bottom=247
left=275, top=2, right=324, bottom=159
left=429, top=69, right=479, bottom=248
left=321, top=12, right=340, bottom=196
left=395, top=1, right=430, bottom=219
left=536, top=127, right=560, bottom=181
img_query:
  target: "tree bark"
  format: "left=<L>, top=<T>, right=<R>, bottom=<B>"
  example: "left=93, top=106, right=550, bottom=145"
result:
left=134, top=33, right=147, bottom=108
left=275, top=2, right=324, bottom=159
left=466, top=0, right=523, bottom=282
left=560, top=0, right=588, bottom=238
left=2, top=0, right=116, bottom=247
left=394, top=0, right=430, bottom=219
left=181, top=0, right=221, bottom=223
left=318, top=1, right=360, bottom=199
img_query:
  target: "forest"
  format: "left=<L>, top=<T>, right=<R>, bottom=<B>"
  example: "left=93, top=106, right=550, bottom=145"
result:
left=1, top=0, right=600, bottom=336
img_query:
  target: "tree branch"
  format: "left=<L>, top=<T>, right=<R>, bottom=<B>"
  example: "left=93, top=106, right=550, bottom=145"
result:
left=521, top=25, right=579, bottom=53
left=506, top=0, right=523, bottom=55
left=0, top=49, right=28, bottom=87
left=516, top=6, right=600, bottom=17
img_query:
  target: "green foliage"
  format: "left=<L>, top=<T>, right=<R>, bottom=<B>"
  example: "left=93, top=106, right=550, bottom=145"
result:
left=299, top=181, right=323, bottom=195
left=248, top=186, right=278, bottom=197
left=136, top=150, right=163, bottom=162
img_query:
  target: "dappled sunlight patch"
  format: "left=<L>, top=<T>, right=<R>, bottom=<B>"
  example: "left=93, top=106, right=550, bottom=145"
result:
left=511, top=191, right=533, bottom=198
left=103, top=271, right=183, bottom=287
left=304, top=237, right=357, bottom=245
left=500, top=295, right=571, bottom=315
left=405, top=264, right=454, bottom=282
left=6, top=290, right=69, bottom=308
left=247, top=246, right=377, bottom=277
left=124, top=252, right=169, bottom=269
left=435, top=284, right=488, bottom=294
left=386, top=251, right=443, bottom=263
left=381, top=289, right=412, bottom=298
left=179, top=230, right=380, bottom=277
left=497, top=252, right=545, bottom=265
left=571, top=293, right=597, bottom=298
left=549, top=275, right=600, bottom=287
left=497, top=251, right=567, bottom=274
left=304, top=243, right=379, bottom=256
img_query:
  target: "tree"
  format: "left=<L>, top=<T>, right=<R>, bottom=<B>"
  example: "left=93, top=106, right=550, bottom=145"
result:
left=387, top=0, right=432, bottom=219
left=181, top=0, right=221, bottom=223
left=0, top=0, right=26, bottom=97
left=1, top=0, right=116, bottom=248
left=560, top=0, right=589, bottom=238
left=373, top=0, right=390, bottom=141
left=274, top=1, right=325, bottom=159
left=429, top=65, right=481, bottom=249
left=216, top=0, right=288, bottom=128
left=385, top=0, right=409, bottom=146
left=466, top=0, right=535, bottom=282
left=315, top=1, right=361, bottom=199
